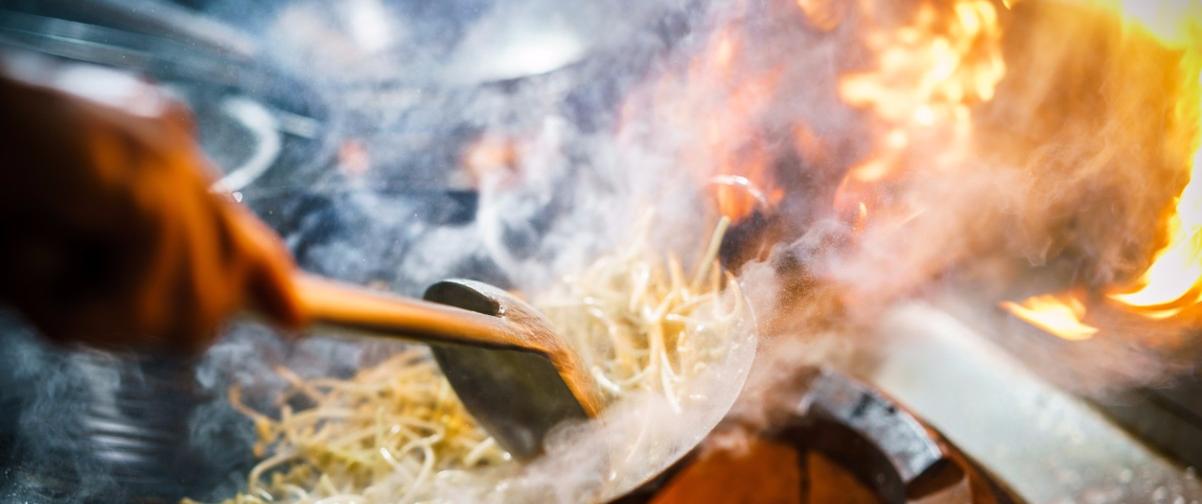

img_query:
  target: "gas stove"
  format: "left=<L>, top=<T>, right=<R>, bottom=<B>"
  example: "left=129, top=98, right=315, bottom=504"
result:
left=1, top=1, right=1201, bottom=504
left=618, top=369, right=1020, bottom=504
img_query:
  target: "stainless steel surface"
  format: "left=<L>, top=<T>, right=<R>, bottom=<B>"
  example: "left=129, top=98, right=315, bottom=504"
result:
left=867, top=302, right=1202, bottom=503
left=0, top=5, right=329, bottom=125
left=3, top=0, right=257, bottom=58
left=0, top=337, right=247, bottom=503
left=1096, top=382, right=1202, bottom=471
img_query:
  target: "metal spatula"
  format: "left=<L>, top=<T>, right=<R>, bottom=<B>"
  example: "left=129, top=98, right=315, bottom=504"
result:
left=291, top=274, right=603, bottom=459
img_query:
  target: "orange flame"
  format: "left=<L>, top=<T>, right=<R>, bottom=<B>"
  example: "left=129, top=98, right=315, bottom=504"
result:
left=628, top=0, right=1009, bottom=226
left=1001, top=293, right=1099, bottom=341
left=834, top=0, right=1006, bottom=217
left=795, top=0, right=844, bottom=32
left=628, top=21, right=787, bottom=222
left=628, top=0, right=1202, bottom=344
left=1004, top=3, right=1201, bottom=338
left=706, top=62, right=784, bottom=221
left=1102, top=3, right=1202, bottom=320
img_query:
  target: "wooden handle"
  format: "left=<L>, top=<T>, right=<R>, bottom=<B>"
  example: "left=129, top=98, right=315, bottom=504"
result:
left=292, top=274, right=536, bottom=352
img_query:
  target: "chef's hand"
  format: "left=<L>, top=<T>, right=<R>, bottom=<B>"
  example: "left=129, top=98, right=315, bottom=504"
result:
left=0, top=58, right=304, bottom=355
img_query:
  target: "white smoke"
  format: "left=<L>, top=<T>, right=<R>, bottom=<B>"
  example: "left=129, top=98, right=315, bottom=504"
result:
left=4, top=0, right=1197, bottom=502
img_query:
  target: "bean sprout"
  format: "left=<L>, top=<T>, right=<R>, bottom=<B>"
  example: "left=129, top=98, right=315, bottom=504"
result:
left=212, top=218, right=741, bottom=503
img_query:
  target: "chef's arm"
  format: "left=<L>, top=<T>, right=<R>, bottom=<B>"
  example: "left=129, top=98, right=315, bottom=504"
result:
left=0, top=53, right=303, bottom=355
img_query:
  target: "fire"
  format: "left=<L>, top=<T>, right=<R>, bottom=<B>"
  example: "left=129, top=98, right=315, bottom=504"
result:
left=1004, top=2, right=1202, bottom=337
left=834, top=0, right=1006, bottom=217
left=1107, top=172, right=1202, bottom=318
left=626, top=0, right=1008, bottom=226
left=1109, top=0, right=1202, bottom=49
left=1102, top=2, right=1202, bottom=319
left=632, top=0, right=1202, bottom=343
left=620, top=18, right=787, bottom=223
left=1001, top=293, right=1099, bottom=341
left=795, top=0, right=844, bottom=32
left=701, top=45, right=784, bottom=222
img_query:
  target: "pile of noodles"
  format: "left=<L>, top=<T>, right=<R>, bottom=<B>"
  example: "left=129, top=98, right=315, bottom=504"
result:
left=213, top=218, right=754, bottom=503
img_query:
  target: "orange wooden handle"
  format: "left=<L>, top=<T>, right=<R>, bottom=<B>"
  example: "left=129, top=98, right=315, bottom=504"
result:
left=291, top=273, right=539, bottom=352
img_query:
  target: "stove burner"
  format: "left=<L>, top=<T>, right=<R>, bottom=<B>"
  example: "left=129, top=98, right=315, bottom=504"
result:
left=620, top=369, right=1020, bottom=504
left=793, top=370, right=946, bottom=499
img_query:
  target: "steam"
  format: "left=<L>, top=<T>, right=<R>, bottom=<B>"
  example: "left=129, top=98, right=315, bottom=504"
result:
left=0, top=314, right=114, bottom=502
left=428, top=290, right=756, bottom=503
left=826, top=0, right=1202, bottom=392
left=610, top=0, right=1202, bottom=399
left=193, top=0, right=745, bottom=501
left=1, top=0, right=1199, bottom=502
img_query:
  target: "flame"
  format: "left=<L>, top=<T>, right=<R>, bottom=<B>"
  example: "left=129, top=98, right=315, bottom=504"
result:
left=620, top=0, right=1202, bottom=348
left=1100, top=2, right=1202, bottom=319
left=834, top=0, right=1006, bottom=217
left=713, top=175, right=775, bottom=222
left=624, top=0, right=1008, bottom=226
left=1109, top=0, right=1202, bottom=49
left=623, top=19, right=787, bottom=223
left=795, top=0, right=844, bottom=32
left=1003, top=3, right=1202, bottom=339
left=1001, top=293, right=1099, bottom=341
left=702, top=54, right=784, bottom=221
left=792, top=124, right=830, bottom=168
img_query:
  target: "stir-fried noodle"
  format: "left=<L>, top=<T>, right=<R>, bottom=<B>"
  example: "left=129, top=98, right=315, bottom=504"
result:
left=218, top=218, right=743, bottom=503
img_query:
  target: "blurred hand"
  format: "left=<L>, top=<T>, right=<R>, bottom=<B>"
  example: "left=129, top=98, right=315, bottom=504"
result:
left=0, top=58, right=303, bottom=355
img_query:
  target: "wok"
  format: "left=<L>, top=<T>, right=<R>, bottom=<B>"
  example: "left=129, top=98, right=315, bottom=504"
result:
left=0, top=1, right=752, bottom=501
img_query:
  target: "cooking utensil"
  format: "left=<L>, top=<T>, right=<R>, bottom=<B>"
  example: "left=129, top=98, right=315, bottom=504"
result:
left=3, top=272, right=752, bottom=503
left=291, top=273, right=604, bottom=459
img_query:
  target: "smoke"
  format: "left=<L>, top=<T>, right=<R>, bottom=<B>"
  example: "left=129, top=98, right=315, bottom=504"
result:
left=0, top=313, right=114, bottom=502
left=2, top=0, right=1198, bottom=501
left=418, top=289, right=757, bottom=503
left=826, top=0, right=1202, bottom=393
left=190, top=0, right=740, bottom=501
left=633, top=0, right=1202, bottom=399
left=200, top=0, right=1202, bottom=499
left=751, top=0, right=1194, bottom=299
left=971, top=1, right=1192, bottom=288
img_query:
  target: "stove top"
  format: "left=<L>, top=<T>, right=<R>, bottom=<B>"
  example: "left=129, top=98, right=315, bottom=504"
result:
left=623, top=370, right=1020, bottom=504
left=1, top=1, right=1200, bottom=503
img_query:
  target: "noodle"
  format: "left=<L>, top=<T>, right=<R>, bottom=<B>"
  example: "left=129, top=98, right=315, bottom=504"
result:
left=213, top=217, right=742, bottom=503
